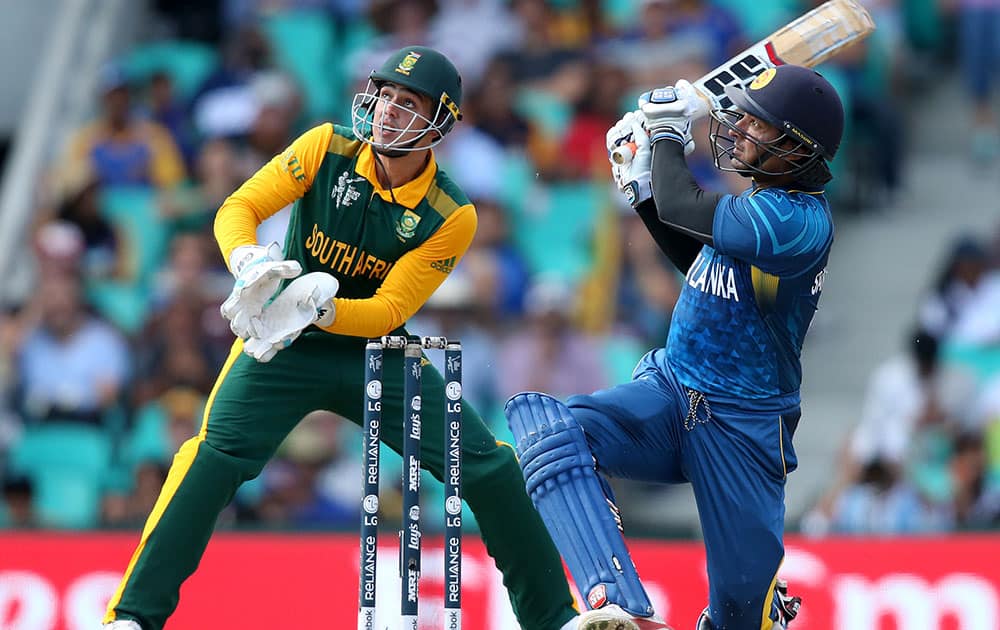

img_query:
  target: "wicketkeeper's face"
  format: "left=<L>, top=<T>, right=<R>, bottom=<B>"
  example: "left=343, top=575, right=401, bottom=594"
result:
left=372, top=83, right=435, bottom=148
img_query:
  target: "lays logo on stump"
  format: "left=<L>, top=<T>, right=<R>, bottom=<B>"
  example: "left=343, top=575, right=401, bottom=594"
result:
left=395, top=51, right=422, bottom=76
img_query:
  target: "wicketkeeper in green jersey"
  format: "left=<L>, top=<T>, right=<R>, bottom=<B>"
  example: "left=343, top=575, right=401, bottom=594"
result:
left=103, top=46, right=580, bottom=630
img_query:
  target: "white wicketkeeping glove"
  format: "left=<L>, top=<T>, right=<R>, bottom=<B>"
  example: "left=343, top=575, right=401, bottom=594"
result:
left=606, top=110, right=652, bottom=207
left=638, top=79, right=706, bottom=155
left=221, top=242, right=302, bottom=340
left=242, top=271, right=339, bottom=363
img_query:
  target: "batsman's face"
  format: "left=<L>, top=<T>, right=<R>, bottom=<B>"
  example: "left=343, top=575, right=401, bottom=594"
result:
left=372, top=83, right=434, bottom=147
left=728, top=112, right=781, bottom=168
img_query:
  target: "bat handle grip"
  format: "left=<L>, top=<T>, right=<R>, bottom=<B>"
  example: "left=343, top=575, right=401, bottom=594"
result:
left=610, top=141, right=637, bottom=165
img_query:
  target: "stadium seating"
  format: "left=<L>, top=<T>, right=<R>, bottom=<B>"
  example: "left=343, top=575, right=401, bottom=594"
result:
left=8, top=423, right=113, bottom=528
left=85, top=186, right=169, bottom=334
left=121, top=39, right=218, bottom=102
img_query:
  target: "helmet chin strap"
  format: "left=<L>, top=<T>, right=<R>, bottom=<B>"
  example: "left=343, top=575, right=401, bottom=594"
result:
left=373, top=146, right=409, bottom=158
left=370, top=150, right=399, bottom=204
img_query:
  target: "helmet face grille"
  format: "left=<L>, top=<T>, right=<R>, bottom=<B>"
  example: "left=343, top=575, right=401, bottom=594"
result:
left=351, top=79, right=457, bottom=152
left=708, top=108, right=824, bottom=180
left=729, top=65, right=844, bottom=160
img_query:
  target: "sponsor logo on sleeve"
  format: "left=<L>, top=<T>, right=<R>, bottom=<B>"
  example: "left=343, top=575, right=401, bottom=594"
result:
left=430, top=256, right=456, bottom=274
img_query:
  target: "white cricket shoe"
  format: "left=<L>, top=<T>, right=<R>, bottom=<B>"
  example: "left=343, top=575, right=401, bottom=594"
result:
left=104, top=621, right=142, bottom=629
left=578, top=604, right=674, bottom=630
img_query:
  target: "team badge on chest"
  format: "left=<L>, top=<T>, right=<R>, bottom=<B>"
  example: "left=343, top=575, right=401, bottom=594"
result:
left=395, top=209, right=421, bottom=241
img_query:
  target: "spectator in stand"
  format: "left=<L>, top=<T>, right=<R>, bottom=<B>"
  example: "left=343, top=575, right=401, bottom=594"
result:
left=51, top=165, right=125, bottom=280
left=615, top=211, right=682, bottom=346
left=130, top=292, right=221, bottom=407
left=947, top=432, right=1000, bottom=529
left=494, top=0, right=589, bottom=176
left=174, top=137, right=248, bottom=233
left=1, top=476, right=38, bottom=529
left=825, top=457, right=949, bottom=534
left=497, top=0, right=587, bottom=96
left=409, top=263, right=504, bottom=423
left=972, top=373, right=1000, bottom=475
left=256, top=411, right=359, bottom=528
left=467, top=57, right=532, bottom=149
left=233, top=72, right=304, bottom=176
left=433, top=99, right=510, bottom=200
left=602, top=0, right=712, bottom=97
left=229, top=72, right=305, bottom=247
left=662, top=0, right=746, bottom=66
left=919, top=236, right=1000, bottom=345
left=950, top=0, right=1000, bottom=161
left=467, top=197, right=530, bottom=316
left=13, top=272, right=130, bottom=426
left=559, top=61, right=631, bottom=179
left=804, top=329, right=978, bottom=534
left=191, top=25, right=274, bottom=139
left=31, top=220, right=88, bottom=280
left=427, top=0, right=521, bottom=86
left=349, top=0, right=439, bottom=84
left=498, top=276, right=608, bottom=402
left=100, top=461, right=170, bottom=529
left=150, top=232, right=232, bottom=310
left=143, top=70, right=198, bottom=170
left=62, top=64, right=186, bottom=190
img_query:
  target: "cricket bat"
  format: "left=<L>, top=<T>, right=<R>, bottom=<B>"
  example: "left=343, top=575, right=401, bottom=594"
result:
left=611, top=0, right=875, bottom=165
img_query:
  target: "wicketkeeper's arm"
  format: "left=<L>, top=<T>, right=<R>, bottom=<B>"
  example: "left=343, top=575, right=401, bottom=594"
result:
left=318, top=203, right=477, bottom=338
left=214, top=123, right=333, bottom=265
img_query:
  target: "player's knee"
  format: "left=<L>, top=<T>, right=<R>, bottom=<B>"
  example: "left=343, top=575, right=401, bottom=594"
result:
left=565, top=393, right=603, bottom=431
left=505, top=393, right=593, bottom=495
left=196, top=437, right=270, bottom=481
left=463, top=440, right=521, bottom=487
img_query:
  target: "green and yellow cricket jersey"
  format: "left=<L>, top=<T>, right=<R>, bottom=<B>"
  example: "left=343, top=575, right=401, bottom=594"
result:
left=214, top=123, right=476, bottom=338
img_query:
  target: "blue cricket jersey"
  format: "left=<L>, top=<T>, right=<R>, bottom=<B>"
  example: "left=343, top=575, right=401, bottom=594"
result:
left=663, top=185, right=834, bottom=402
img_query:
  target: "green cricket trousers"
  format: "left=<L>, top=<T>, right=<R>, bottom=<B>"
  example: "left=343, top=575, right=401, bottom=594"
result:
left=105, top=330, right=577, bottom=629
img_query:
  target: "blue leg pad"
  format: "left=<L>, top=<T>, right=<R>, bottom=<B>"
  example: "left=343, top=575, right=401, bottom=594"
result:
left=505, top=392, right=653, bottom=616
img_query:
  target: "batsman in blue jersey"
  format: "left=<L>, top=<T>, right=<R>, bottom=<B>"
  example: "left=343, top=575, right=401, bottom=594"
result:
left=505, top=65, right=845, bottom=630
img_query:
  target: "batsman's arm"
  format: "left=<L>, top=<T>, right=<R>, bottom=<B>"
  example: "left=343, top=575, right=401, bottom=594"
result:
left=319, top=204, right=477, bottom=338
left=634, top=199, right=703, bottom=275
left=214, top=124, right=333, bottom=268
left=649, top=141, right=722, bottom=247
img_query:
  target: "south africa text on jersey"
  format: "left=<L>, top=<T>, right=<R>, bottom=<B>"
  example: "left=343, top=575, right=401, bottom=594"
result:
left=305, top=223, right=395, bottom=280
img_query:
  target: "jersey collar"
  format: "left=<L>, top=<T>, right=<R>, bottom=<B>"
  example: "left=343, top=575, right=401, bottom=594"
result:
left=355, top=144, right=437, bottom=209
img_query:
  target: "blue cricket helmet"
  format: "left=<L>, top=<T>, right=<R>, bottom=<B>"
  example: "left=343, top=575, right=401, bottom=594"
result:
left=725, top=64, right=844, bottom=159
left=710, top=64, right=845, bottom=184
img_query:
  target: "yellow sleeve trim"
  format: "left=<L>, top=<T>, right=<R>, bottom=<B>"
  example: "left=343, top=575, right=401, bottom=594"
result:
left=214, top=124, right=334, bottom=266
left=320, top=203, right=477, bottom=337
left=328, top=127, right=363, bottom=157
left=424, top=180, right=463, bottom=219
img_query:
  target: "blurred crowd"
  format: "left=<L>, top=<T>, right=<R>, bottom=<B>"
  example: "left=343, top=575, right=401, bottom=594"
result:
left=803, top=233, right=1000, bottom=535
left=0, top=0, right=997, bottom=534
